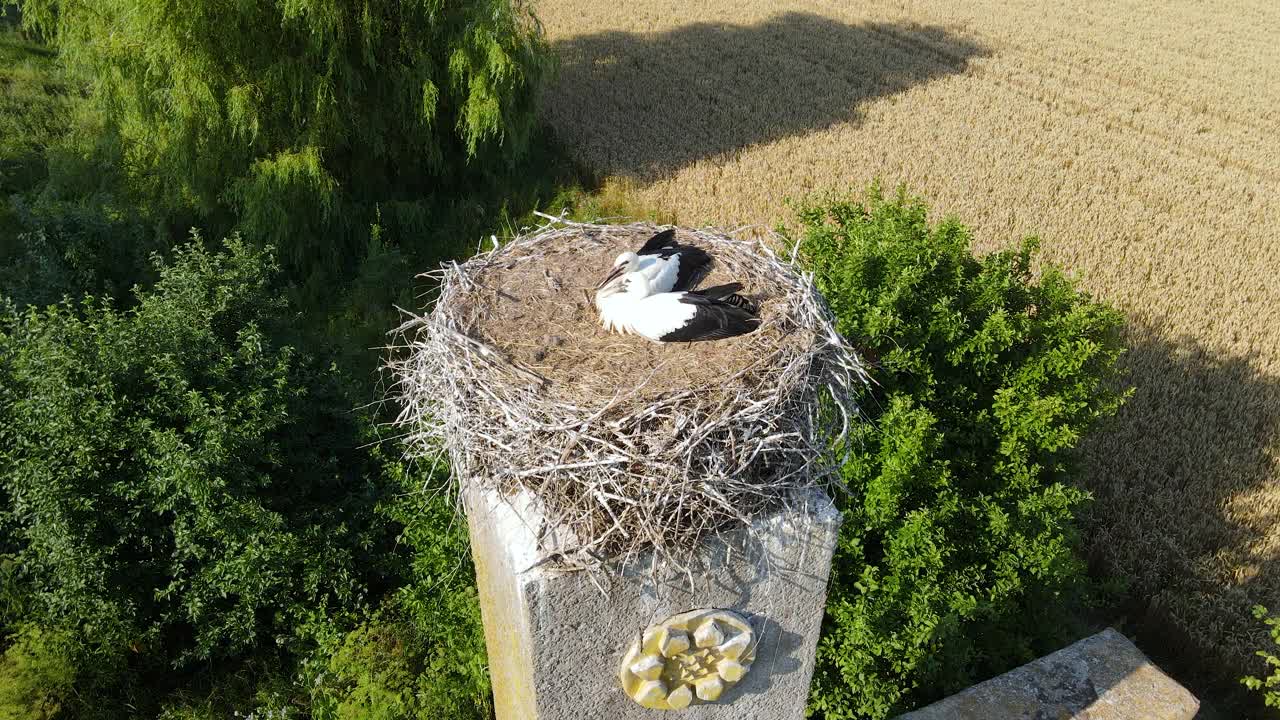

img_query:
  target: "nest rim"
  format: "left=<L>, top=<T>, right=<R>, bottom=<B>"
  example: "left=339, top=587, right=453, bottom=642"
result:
left=389, top=215, right=869, bottom=570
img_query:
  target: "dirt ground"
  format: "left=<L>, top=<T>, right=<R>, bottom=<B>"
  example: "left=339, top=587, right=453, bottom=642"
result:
left=534, top=0, right=1280, bottom=694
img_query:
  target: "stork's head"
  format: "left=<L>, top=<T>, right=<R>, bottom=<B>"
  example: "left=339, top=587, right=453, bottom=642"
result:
left=593, top=251, right=642, bottom=301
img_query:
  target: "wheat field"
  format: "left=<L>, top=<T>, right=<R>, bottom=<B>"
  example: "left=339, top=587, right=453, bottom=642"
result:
left=535, top=0, right=1280, bottom=684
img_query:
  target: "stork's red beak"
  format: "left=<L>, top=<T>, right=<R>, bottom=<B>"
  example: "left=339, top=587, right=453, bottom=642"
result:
left=595, top=264, right=625, bottom=290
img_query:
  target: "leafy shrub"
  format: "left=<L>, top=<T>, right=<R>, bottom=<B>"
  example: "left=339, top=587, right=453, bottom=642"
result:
left=0, top=28, right=175, bottom=309
left=0, top=237, right=394, bottom=671
left=305, top=457, right=491, bottom=720
left=795, top=186, right=1127, bottom=719
left=0, top=199, right=158, bottom=308
left=307, top=608, right=488, bottom=720
left=0, top=626, right=77, bottom=720
left=1242, top=605, right=1280, bottom=709
left=150, top=656, right=296, bottom=720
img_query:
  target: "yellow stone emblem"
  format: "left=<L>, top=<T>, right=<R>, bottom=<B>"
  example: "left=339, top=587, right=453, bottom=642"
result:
left=619, top=609, right=756, bottom=709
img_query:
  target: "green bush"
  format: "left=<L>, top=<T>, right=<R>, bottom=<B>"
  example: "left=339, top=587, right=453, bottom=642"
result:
left=0, top=237, right=394, bottom=671
left=305, top=458, right=491, bottom=720
left=1242, top=605, right=1280, bottom=709
left=0, top=626, right=77, bottom=720
left=0, top=41, right=159, bottom=310
left=1, top=201, right=158, bottom=308
left=795, top=186, right=1127, bottom=719
left=307, top=607, right=488, bottom=720
left=149, top=655, right=295, bottom=720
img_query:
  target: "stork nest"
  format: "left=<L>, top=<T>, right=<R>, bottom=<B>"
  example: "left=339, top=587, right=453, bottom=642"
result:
left=389, top=217, right=869, bottom=569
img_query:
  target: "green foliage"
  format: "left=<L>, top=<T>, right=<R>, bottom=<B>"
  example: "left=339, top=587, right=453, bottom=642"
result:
left=0, top=30, right=66, bottom=193
left=304, top=457, right=490, bottom=720
left=0, top=29, right=72, bottom=242
left=0, top=27, right=161, bottom=309
left=382, top=466, right=491, bottom=715
left=307, top=608, right=487, bottom=720
left=795, top=186, right=1127, bottom=719
left=0, top=3, right=586, bottom=715
left=318, top=614, right=427, bottom=720
left=1, top=199, right=158, bottom=308
left=1242, top=605, right=1280, bottom=709
left=150, top=656, right=296, bottom=720
left=0, top=626, right=77, bottom=720
left=17, top=0, right=552, bottom=269
left=307, top=218, right=414, bottom=394
left=0, top=237, right=394, bottom=670
left=544, top=178, right=678, bottom=227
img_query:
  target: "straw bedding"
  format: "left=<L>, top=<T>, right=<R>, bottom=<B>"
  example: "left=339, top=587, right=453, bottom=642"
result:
left=390, top=217, right=868, bottom=568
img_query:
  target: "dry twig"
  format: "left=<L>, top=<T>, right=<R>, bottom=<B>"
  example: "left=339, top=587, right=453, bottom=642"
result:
left=387, top=218, right=869, bottom=570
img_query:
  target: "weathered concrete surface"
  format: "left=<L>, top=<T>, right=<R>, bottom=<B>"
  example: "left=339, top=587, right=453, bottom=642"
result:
left=896, top=628, right=1199, bottom=720
left=463, top=483, right=842, bottom=719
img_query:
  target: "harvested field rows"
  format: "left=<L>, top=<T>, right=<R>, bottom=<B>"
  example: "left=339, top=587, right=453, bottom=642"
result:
left=536, top=0, right=1280, bottom=684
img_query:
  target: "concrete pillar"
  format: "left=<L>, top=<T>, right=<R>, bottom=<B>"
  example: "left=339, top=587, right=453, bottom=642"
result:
left=463, top=483, right=842, bottom=719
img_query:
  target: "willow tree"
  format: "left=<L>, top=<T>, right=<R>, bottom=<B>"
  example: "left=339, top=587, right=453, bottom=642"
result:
left=18, top=0, right=551, bottom=267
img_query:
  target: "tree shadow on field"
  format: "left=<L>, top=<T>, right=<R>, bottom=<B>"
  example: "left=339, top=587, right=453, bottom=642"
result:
left=544, top=12, right=988, bottom=180
left=1079, top=320, right=1280, bottom=718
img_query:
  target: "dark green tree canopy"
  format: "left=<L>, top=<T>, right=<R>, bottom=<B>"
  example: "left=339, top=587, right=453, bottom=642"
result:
left=18, top=0, right=551, bottom=265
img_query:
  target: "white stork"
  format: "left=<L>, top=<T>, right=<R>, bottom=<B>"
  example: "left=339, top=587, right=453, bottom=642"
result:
left=595, top=229, right=711, bottom=300
left=601, top=271, right=760, bottom=343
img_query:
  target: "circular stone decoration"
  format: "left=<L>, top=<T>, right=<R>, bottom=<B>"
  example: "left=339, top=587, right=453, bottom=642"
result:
left=619, top=609, right=757, bottom=710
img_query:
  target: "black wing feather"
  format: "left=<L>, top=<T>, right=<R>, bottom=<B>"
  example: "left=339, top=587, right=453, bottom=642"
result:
left=659, top=294, right=761, bottom=343
left=690, top=283, right=743, bottom=299
left=636, top=229, right=712, bottom=291
left=636, top=228, right=677, bottom=255
left=669, top=246, right=711, bottom=291
left=688, top=283, right=758, bottom=313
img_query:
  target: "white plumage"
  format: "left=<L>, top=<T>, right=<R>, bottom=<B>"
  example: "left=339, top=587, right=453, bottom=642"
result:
left=599, top=271, right=760, bottom=343
left=612, top=250, right=681, bottom=292
left=602, top=273, right=697, bottom=338
left=594, top=229, right=711, bottom=303
left=596, top=289, right=635, bottom=334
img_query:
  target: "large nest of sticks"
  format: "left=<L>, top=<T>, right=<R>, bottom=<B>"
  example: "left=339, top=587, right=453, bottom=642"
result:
left=390, top=218, right=868, bottom=568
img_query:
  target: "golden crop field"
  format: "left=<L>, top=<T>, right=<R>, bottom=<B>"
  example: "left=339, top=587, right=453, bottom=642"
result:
left=535, top=0, right=1280, bottom=683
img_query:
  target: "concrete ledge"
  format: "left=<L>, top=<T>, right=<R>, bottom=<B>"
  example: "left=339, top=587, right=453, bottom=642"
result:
left=896, top=628, right=1199, bottom=720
